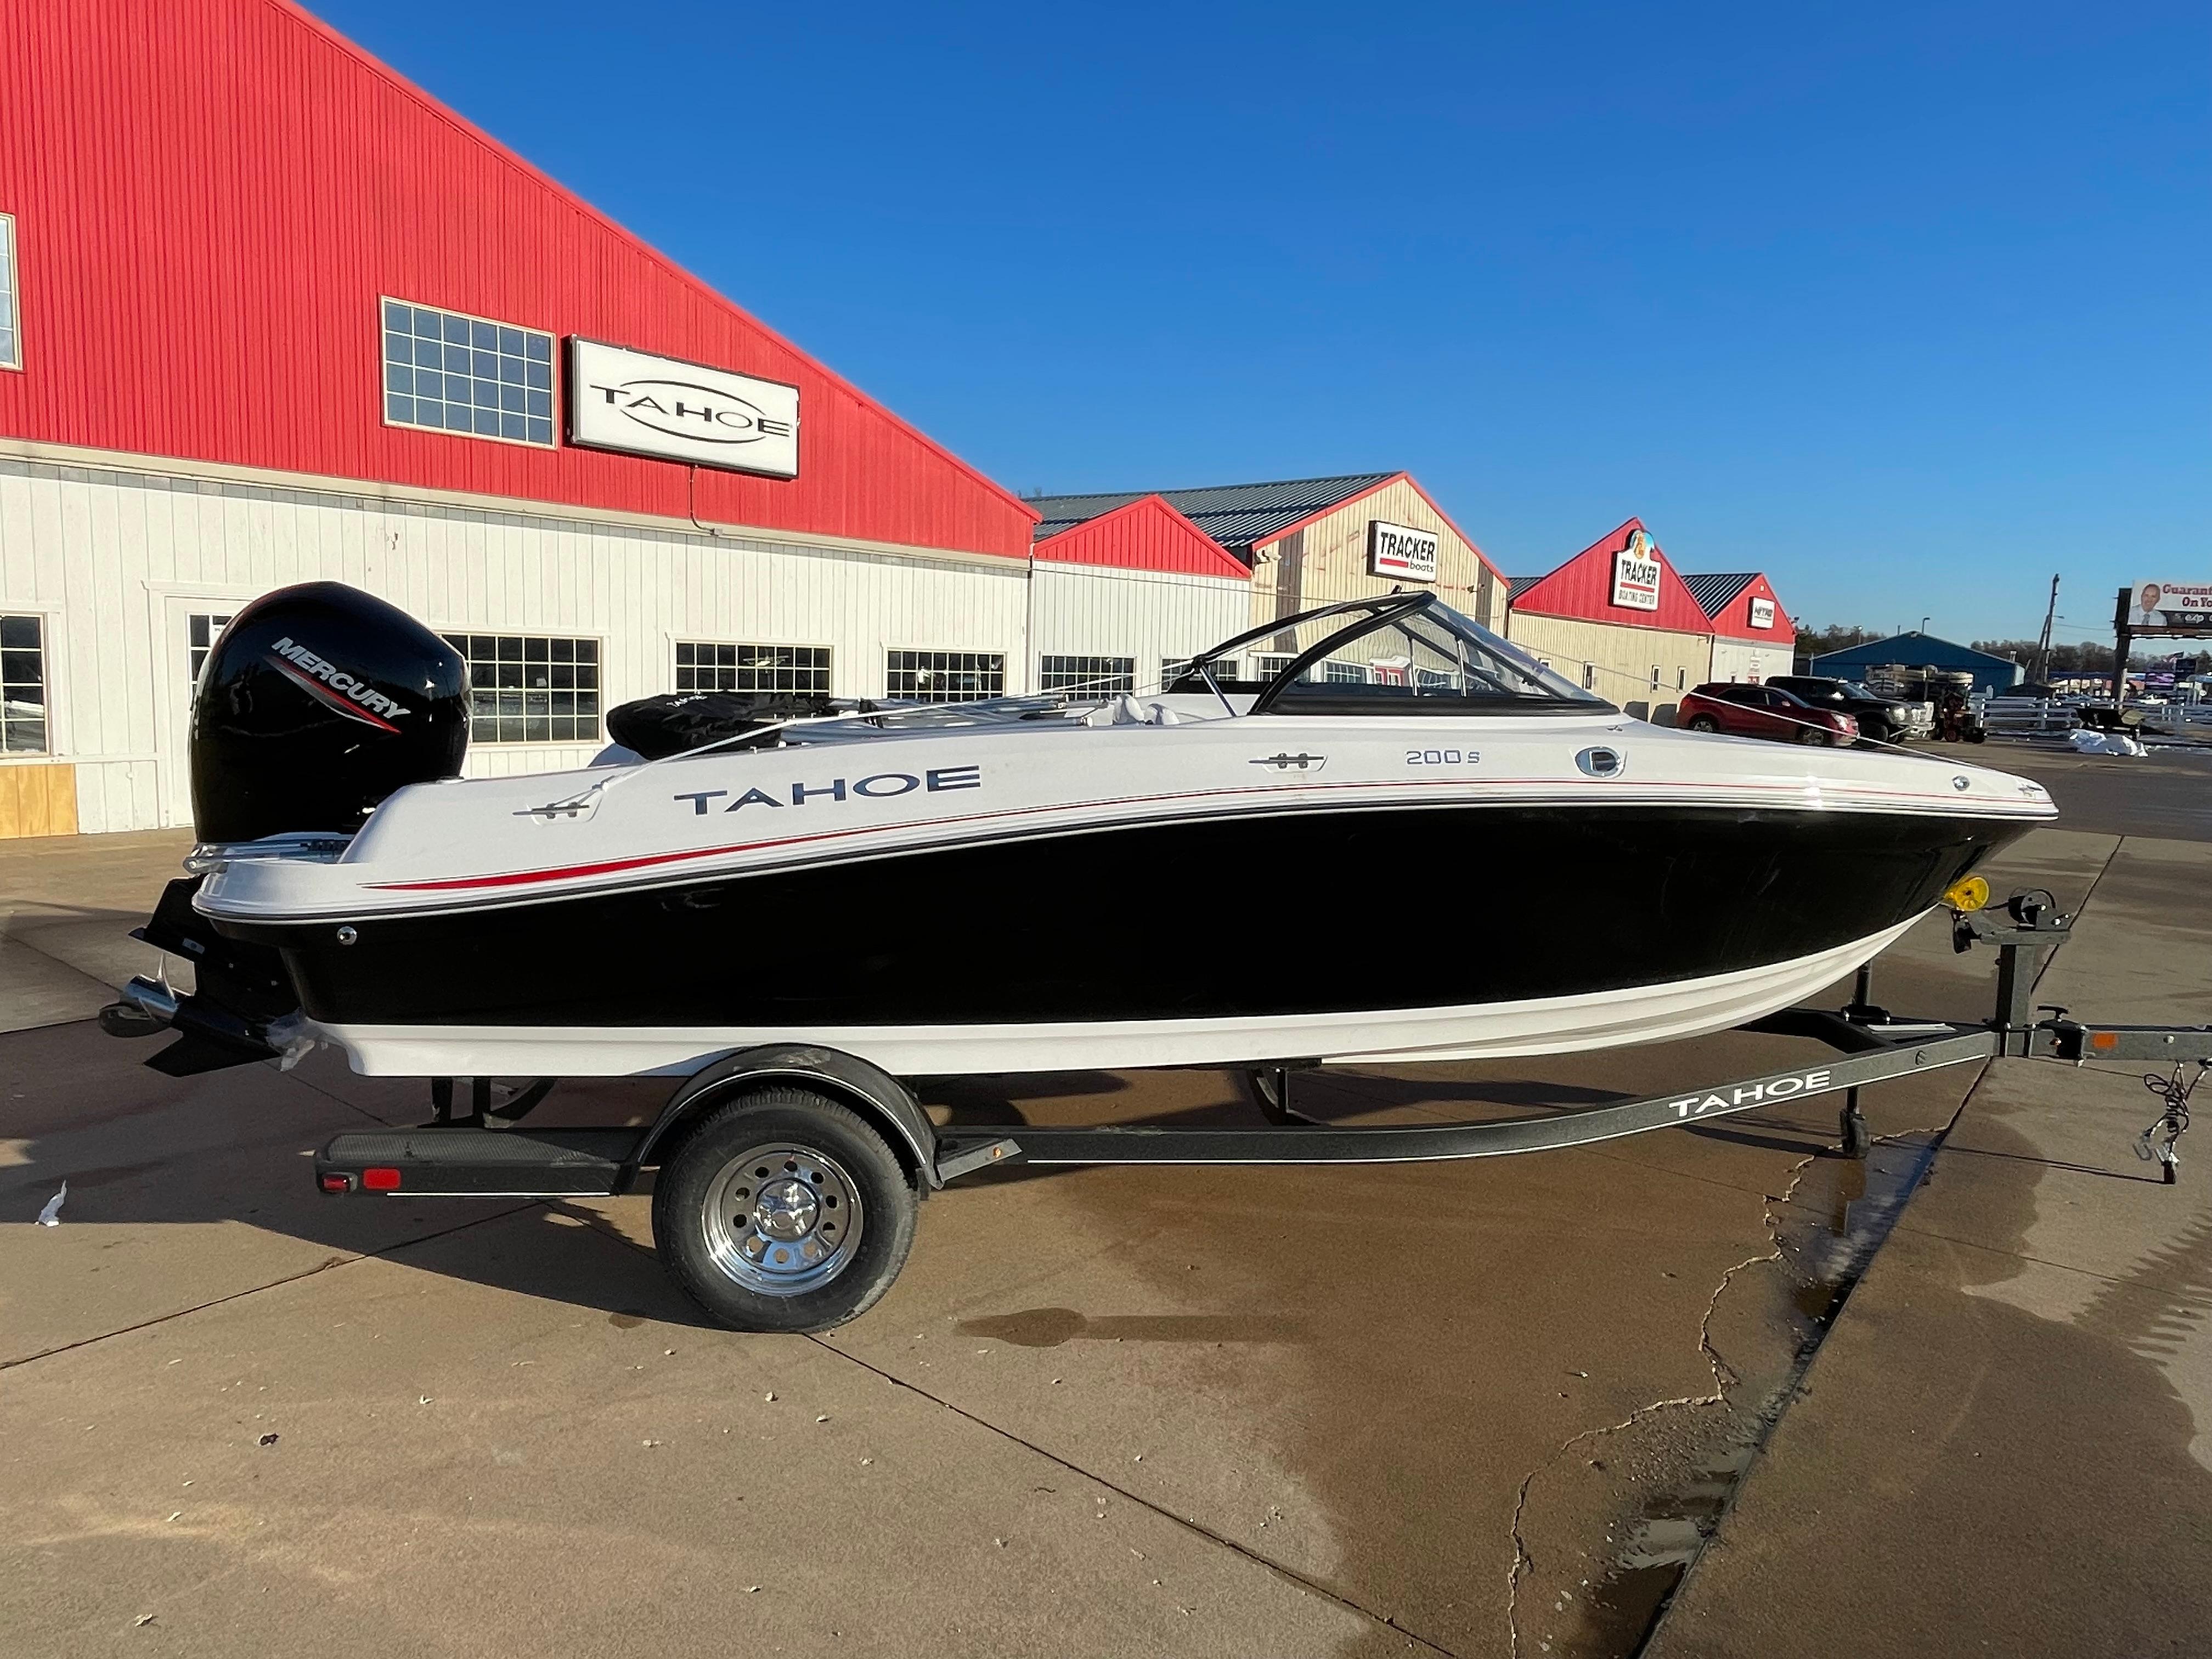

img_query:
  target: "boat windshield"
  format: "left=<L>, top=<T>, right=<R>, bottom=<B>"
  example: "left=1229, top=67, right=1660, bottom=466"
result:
left=1173, top=592, right=1615, bottom=715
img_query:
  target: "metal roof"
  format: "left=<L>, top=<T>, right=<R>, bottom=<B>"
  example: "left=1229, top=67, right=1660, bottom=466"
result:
left=1506, top=575, right=1544, bottom=600
left=1026, top=473, right=1396, bottom=548
left=1681, top=573, right=1759, bottom=618
left=1810, top=633, right=2020, bottom=670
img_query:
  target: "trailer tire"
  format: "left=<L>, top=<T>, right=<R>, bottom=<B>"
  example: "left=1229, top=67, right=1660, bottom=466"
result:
left=653, top=1088, right=918, bottom=1334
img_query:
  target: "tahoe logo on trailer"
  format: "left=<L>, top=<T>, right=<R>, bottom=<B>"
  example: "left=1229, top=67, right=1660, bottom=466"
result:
left=566, top=338, right=800, bottom=479
left=266, top=638, right=410, bottom=732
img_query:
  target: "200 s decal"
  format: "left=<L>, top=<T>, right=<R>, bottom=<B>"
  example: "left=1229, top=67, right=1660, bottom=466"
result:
left=1405, top=748, right=1479, bottom=766
left=674, top=765, right=981, bottom=815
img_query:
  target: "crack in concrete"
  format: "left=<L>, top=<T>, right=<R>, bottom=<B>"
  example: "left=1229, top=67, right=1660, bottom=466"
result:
left=1503, top=1148, right=1828, bottom=1659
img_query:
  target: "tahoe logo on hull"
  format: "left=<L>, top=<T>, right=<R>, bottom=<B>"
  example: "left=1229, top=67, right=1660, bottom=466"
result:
left=675, top=765, right=982, bottom=815
left=567, top=338, right=800, bottom=479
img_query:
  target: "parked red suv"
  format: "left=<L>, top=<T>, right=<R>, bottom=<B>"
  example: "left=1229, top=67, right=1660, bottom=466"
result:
left=1677, top=682, right=1859, bottom=746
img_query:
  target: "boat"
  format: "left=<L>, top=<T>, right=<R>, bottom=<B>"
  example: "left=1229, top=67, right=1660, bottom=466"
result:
left=120, top=580, right=2057, bottom=1083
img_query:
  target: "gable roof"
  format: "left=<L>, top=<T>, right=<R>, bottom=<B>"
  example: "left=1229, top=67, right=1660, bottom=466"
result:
left=1032, top=495, right=1251, bottom=581
left=1682, top=573, right=1759, bottom=616
left=1028, top=473, right=1396, bottom=550
left=1508, top=518, right=1716, bottom=635
left=1810, top=633, right=2020, bottom=670
left=0, top=0, right=1039, bottom=558
left=1507, top=574, right=1544, bottom=600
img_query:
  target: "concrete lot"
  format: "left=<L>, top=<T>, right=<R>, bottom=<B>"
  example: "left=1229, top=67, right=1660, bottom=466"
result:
left=2, top=744, right=2206, bottom=1658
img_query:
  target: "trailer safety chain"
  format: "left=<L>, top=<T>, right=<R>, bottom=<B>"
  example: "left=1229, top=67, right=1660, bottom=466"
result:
left=2137, top=1063, right=2202, bottom=1186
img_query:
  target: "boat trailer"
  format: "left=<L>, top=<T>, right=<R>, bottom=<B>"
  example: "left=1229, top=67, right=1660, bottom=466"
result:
left=302, top=888, right=2207, bottom=1331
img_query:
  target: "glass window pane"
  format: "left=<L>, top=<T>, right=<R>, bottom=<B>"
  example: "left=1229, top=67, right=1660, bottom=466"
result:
left=526, top=417, right=552, bottom=444
left=386, top=393, right=414, bottom=424
left=3, top=614, right=43, bottom=649
left=526, top=332, right=551, bottom=361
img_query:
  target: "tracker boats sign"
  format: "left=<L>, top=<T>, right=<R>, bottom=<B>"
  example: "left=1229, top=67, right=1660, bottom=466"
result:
left=1368, top=520, right=1440, bottom=583
left=566, top=338, right=800, bottom=478
left=1611, top=529, right=1663, bottom=612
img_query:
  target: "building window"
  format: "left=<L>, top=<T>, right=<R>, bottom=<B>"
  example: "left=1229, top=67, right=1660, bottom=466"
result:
left=1581, top=663, right=1596, bottom=691
left=1323, top=659, right=1369, bottom=685
left=383, top=300, right=554, bottom=446
left=1250, top=652, right=1297, bottom=681
left=1650, top=664, right=1663, bottom=690
left=885, top=649, right=1004, bottom=704
left=1677, top=667, right=1687, bottom=691
left=675, top=642, right=830, bottom=696
left=1163, top=654, right=1238, bottom=686
left=0, top=213, right=18, bottom=370
left=1, top=614, right=47, bottom=752
left=443, top=633, right=600, bottom=743
left=1040, top=655, right=1135, bottom=696
left=187, top=612, right=234, bottom=698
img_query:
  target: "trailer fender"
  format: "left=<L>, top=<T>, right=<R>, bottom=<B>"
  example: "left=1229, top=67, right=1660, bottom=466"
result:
left=636, top=1044, right=940, bottom=1192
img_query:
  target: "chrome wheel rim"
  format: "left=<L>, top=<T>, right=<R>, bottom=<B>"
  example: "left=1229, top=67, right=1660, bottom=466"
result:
left=701, top=1142, right=865, bottom=1296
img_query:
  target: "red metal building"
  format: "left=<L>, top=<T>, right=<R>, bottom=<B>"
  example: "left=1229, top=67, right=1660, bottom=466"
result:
left=0, top=0, right=1035, bottom=558
left=0, top=0, right=1265, bottom=836
left=1504, top=518, right=1720, bottom=720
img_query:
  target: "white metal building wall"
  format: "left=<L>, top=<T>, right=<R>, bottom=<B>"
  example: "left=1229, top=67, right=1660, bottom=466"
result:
left=1707, top=638, right=1793, bottom=684
left=0, top=454, right=1245, bottom=834
left=1030, top=558, right=1252, bottom=695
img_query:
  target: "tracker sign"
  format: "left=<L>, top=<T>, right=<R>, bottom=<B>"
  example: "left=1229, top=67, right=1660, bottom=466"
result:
left=1367, top=520, right=1440, bottom=583
left=566, top=338, right=799, bottom=478
left=1611, top=529, right=1662, bottom=612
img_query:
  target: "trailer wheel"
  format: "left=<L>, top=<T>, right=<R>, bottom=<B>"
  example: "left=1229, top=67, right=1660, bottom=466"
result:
left=653, top=1088, right=918, bottom=1334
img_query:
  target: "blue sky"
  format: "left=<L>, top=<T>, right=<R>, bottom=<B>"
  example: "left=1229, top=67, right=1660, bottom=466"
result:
left=317, top=0, right=2208, bottom=645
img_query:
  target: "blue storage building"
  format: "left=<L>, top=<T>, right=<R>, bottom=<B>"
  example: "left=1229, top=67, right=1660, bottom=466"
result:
left=1808, top=633, right=2022, bottom=696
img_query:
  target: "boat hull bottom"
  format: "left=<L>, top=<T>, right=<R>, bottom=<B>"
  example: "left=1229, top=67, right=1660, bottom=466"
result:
left=312, top=916, right=1923, bottom=1079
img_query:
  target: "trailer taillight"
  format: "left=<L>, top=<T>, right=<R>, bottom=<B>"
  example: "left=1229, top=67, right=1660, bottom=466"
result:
left=319, top=1172, right=353, bottom=1193
left=362, top=1167, right=402, bottom=1191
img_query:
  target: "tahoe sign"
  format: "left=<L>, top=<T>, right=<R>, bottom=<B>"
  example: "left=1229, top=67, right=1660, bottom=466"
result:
left=566, top=338, right=800, bottom=477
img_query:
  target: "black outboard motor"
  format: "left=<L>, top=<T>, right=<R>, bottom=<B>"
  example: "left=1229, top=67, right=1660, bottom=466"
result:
left=102, top=584, right=470, bottom=1077
left=190, top=581, right=470, bottom=843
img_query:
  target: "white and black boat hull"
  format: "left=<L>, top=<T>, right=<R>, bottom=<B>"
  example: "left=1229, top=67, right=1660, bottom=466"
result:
left=214, top=802, right=2028, bottom=1076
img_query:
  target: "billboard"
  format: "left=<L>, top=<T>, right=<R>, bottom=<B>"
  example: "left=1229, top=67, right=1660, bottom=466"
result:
left=2130, top=582, right=2212, bottom=629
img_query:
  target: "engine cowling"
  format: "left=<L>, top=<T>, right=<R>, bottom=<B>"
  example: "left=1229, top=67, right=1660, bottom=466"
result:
left=189, top=582, right=470, bottom=844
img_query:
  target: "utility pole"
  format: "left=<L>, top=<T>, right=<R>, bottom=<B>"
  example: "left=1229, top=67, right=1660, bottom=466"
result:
left=2111, top=586, right=2133, bottom=706
left=2032, top=574, right=2059, bottom=684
